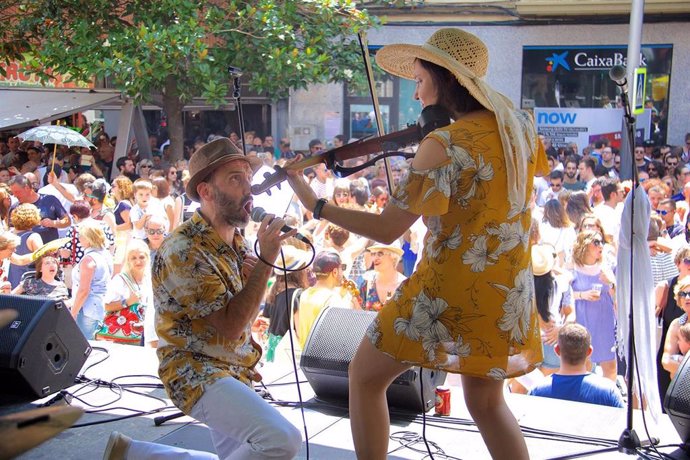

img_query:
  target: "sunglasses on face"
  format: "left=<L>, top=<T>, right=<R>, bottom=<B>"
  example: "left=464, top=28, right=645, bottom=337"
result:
left=679, top=291, right=690, bottom=299
left=657, top=209, right=669, bottom=216
left=370, top=251, right=387, bottom=258
left=592, top=239, right=604, bottom=247
left=147, top=228, right=165, bottom=235
left=682, top=258, right=690, bottom=265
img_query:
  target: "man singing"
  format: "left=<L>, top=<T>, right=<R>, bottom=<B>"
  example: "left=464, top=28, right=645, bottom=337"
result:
left=104, top=138, right=302, bottom=459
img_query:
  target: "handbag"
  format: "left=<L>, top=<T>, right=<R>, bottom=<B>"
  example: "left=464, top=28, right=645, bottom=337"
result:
left=95, top=273, right=145, bottom=345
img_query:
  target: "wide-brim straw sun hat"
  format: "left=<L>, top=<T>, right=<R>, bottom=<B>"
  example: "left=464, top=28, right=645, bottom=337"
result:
left=273, top=245, right=312, bottom=275
left=531, top=244, right=556, bottom=276
left=368, top=240, right=404, bottom=258
left=375, top=28, right=492, bottom=112
left=376, top=28, right=546, bottom=219
left=186, top=137, right=262, bottom=201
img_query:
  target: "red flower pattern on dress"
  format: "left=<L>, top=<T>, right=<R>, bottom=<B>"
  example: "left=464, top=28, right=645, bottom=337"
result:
left=104, top=307, right=143, bottom=337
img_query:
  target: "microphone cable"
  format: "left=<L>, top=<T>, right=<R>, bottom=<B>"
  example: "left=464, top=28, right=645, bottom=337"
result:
left=420, top=367, right=435, bottom=459
left=253, top=236, right=316, bottom=459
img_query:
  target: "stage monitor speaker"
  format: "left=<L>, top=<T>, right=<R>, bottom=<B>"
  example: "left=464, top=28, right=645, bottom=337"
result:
left=0, top=295, right=91, bottom=402
left=665, top=352, right=690, bottom=446
left=300, top=308, right=446, bottom=413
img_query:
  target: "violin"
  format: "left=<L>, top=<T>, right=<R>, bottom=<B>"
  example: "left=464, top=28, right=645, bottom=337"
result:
left=251, top=105, right=451, bottom=196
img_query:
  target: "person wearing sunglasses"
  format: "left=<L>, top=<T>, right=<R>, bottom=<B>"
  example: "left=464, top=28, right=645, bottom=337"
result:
left=135, top=159, right=154, bottom=179
left=655, top=245, right=690, bottom=405
left=570, top=230, right=617, bottom=382
left=661, top=275, right=690, bottom=383
left=647, top=160, right=664, bottom=180
left=664, top=152, right=680, bottom=178
left=658, top=198, right=681, bottom=239
left=142, top=214, right=169, bottom=266
left=539, top=170, right=565, bottom=204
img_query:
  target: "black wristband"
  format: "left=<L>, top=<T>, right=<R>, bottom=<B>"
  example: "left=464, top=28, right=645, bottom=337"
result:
left=313, top=198, right=328, bottom=220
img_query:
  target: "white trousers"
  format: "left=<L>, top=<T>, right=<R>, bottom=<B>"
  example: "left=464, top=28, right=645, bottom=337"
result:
left=127, top=377, right=302, bottom=459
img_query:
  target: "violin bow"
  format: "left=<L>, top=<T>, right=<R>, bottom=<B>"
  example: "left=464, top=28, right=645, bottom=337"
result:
left=357, top=32, right=396, bottom=194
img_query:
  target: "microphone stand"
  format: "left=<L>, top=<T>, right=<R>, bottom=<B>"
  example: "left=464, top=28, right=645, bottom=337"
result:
left=549, top=77, right=661, bottom=460
left=617, top=81, right=642, bottom=455
left=228, top=66, right=247, bottom=154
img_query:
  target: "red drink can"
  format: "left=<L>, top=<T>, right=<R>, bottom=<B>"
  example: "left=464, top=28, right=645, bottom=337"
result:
left=434, top=386, right=451, bottom=416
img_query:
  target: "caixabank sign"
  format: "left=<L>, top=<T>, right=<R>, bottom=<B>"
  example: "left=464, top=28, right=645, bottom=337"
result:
left=521, top=45, right=672, bottom=104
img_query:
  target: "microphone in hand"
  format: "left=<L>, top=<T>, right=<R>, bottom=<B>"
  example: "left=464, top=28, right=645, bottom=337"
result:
left=250, top=207, right=309, bottom=244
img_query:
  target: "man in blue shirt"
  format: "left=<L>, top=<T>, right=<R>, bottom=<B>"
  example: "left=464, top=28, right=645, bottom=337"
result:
left=530, top=323, right=624, bottom=408
left=9, top=174, right=69, bottom=243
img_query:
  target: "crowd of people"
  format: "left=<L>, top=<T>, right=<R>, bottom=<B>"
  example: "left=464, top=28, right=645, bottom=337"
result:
left=1, top=123, right=689, bottom=409
left=1, top=126, right=688, bottom=390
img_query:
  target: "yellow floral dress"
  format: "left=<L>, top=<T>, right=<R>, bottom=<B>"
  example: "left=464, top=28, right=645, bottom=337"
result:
left=367, top=110, right=549, bottom=380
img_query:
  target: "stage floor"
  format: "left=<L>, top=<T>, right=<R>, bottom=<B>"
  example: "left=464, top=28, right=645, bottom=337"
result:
left=16, top=341, right=683, bottom=460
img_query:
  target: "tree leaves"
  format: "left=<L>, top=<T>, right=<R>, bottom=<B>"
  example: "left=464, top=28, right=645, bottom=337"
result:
left=7, top=0, right=384, bottom=102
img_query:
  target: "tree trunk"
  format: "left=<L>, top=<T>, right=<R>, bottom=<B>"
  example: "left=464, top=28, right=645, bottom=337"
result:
left=162, top=75, right=185, bottom=162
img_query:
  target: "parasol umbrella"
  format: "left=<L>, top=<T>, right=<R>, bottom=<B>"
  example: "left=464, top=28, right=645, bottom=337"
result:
left=30, top=237, right=70, bottom=262
left=18, top=125, right=96, bottom=175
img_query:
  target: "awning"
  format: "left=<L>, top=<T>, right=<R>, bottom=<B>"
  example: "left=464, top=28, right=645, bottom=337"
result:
left=0, top=87, right=123, bottom=130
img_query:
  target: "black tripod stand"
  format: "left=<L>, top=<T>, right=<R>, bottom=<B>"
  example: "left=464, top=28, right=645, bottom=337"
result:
left=550, top=65, right=663, bottom=460
left=615, top=69, right=644, bottom=456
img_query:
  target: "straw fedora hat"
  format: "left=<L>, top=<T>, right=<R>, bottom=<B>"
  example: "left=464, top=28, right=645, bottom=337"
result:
left=531, top=244, right=556, bottom=276
left=375, top=28, right=492, bottom=112
left=273, top=245, right=312, bottom=275
left=367, top=240, right=404, bottom=258
left=186, top=137, right=262, bottom=201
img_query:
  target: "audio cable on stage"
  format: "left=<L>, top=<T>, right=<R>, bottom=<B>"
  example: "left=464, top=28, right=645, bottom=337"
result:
left=254, top=231, right=317, bottom=460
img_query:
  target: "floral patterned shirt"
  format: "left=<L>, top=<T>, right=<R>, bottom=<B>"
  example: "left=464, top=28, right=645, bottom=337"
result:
left=153, top=211, right=260, bottom=414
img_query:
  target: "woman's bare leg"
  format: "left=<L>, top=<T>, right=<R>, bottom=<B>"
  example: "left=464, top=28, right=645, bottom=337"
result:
left=348, top=337, right=411, bottom=460
left=462, top=375, right=529, bottom=460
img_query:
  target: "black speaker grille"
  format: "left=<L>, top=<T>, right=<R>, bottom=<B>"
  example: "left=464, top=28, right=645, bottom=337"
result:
left=0, top=295, right=49, bottom=366
left=301, top=309, right=375, bottom=373
left=300, top=308, right=447, bottom=412
left=0, top=295, right=91, bottom=401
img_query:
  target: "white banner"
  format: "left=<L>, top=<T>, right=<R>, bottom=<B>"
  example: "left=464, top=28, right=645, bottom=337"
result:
left=535, top=108, right=651, bottom=155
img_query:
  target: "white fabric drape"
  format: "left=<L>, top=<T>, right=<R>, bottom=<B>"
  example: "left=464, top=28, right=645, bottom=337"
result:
left=616, top=184, right=661, bottom=421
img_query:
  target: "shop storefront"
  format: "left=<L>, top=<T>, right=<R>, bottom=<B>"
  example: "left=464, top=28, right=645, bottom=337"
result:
left=521, top=44, right=673, bottom=145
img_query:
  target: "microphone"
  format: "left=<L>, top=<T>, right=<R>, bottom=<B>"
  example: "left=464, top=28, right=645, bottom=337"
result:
left=250, top=207, right=309, bottom=243
left=228, top=66, right=244, bottom=77
left=609, top=65, right=628, bottom=93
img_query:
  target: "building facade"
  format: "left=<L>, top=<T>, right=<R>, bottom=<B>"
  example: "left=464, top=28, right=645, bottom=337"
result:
left=288, top=20, right=689, bottom=149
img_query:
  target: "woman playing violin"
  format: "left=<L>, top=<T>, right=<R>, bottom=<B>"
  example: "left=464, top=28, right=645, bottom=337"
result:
left=286, top=28, right=548, bottom=459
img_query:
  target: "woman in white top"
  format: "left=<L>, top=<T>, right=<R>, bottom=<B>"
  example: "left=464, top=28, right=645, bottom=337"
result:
left=104, top=239, right=156, bottom=347
left=151, top=176, right=181, bottom=232
left=539, top=199, right=576, bottom=268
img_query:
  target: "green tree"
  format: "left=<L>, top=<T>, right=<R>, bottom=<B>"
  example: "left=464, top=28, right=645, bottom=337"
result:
left=6, top=0, right=383, bottom=160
